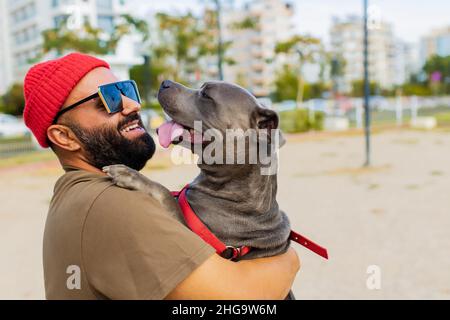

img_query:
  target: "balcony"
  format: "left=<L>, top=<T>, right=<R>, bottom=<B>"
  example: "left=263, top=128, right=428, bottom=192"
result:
left=251, top=46, right=263, bottom=58
left=251, top=61, right=264, bottom=72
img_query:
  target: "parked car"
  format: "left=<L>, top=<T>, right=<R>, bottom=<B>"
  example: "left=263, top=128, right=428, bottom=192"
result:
left=0, top=114, right=30, bottom=138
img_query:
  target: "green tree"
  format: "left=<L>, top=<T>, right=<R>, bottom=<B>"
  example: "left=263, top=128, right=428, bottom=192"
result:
left=43, top=13, right=157, bottom=104
left=201, top=0, right=237, bottom=80
left=152, top=9, right=237, bottom=84
left=272, top=65, right=298, bottom=102
left=329, top=54, right=346, bottom=98
left=401, top=83, right=432, bottom=96
left=42, top=14, right=149, bottom=56
left=423, top=55, right=450, bottom=94
left=351, top=79, right=379, bottom=97
left=153, top=12, right=212, bottom=82
left=279, top=109, right=324, bottom=133
left=129, top=62, right=168, bottom=103
left=200, top=0, right=258, bottom=81
left=275, top=35, right=323, bottom=108
left=272, top=64, right=328, bottom=102
left=0, top=84, right=25, bottom=116
left=230, top=16, right=259, bottom=30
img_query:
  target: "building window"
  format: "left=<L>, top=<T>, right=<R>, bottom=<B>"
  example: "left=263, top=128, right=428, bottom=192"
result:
left=97, top=15, right=114, bottom=33
left=11, top=3, right=37, bottom=24
left=54, top=15, right=69, bottom=28
left=53, top=0, right=75, bottom=7
left=96, top=0, right=113, bottom=10
left=14, top=33, right=20, bottom=45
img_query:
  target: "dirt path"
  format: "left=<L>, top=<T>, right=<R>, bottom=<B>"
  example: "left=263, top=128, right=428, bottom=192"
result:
left=1, top=130, right=449, bottom=299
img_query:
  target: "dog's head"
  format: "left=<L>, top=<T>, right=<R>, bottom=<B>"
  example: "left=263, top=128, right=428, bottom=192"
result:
left=157, top=80, right=285, bottom=169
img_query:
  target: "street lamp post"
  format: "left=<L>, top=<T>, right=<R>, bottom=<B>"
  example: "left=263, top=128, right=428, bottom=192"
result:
left=363, top=0, right=371, bottom=167
left=214, top=0, right=224, bottom=81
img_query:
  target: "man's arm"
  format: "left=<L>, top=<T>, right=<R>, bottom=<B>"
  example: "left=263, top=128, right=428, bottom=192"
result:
left=84, top=186, right=299, bottom=299
left=166, top=248, right=300, bottom=300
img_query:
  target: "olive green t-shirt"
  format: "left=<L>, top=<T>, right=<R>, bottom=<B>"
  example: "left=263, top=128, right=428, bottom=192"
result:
left=43, top=167, right=215, bottom=300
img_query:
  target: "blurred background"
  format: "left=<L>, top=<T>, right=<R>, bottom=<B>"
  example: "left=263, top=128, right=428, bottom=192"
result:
left=0, top=0, right=449, bottom=299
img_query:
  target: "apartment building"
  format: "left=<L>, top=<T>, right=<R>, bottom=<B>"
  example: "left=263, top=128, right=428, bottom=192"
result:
left=219, top=0, right=295, bottom=97
left=1, top=0, right=142, bottom=93
left=0, top=0, right=13, bottom=94
left=420, top=26, right=450, bottom=64
left=330, top=15, right=410, bottom=92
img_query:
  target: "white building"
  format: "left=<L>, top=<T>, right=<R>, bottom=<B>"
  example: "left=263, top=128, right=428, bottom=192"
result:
left=394, top=41, right=420, bottom=85
left=0, top=0, right=13, bottom=95
left=1, top=0, right=142, bottom=94
left=330, top=15, right=412, bottom=92
left=218, top=0, right=295, bottom=97
left=420, top=26, right=450, bottom=65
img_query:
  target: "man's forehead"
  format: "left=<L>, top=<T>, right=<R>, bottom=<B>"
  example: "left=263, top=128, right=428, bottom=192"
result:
left=67, top=67, right=118, bottom=102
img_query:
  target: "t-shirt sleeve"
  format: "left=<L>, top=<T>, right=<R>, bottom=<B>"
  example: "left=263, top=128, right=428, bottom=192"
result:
left=82, top=185, right=215, bottom=300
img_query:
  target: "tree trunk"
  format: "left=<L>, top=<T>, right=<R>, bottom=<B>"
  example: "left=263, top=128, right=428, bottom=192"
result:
left=296, top=65, right=304, bottom=109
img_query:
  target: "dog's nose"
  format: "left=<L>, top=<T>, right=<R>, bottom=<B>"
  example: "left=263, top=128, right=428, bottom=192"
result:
left=160, top=80, right=172, bottom=90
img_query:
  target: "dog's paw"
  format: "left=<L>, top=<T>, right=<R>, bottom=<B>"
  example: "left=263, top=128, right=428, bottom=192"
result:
left=102, top=164, right=144, bottom=190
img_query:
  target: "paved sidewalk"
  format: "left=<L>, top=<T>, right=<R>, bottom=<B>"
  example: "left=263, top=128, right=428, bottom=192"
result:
left=1, top=130, right=449, bottom=299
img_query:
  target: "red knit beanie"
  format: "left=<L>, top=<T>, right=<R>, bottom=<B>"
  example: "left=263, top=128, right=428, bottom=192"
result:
left=23, top=52, right=110, bottom=148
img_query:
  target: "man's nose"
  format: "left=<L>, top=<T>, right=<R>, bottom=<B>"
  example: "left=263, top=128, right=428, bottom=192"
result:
left=121, top=95, right=141, bottom=116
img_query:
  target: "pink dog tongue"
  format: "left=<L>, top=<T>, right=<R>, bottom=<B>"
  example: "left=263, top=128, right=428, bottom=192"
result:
left=157, top=120, right=184, bottom=148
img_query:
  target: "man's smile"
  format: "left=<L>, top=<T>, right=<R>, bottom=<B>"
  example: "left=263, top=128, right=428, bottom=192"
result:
left=119, top=119, right=146, bottom=139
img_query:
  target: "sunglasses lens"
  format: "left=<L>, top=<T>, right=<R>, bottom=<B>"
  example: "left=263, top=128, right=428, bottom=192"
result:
left=119, top=81, right=141, bottom=103
left=100, top=84, right=123, bottom=113
left=99, top=81, right=141, bottom=113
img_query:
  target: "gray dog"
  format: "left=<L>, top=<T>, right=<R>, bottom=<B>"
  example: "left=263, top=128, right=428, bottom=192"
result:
left=104, top=80, right=297, bottom=297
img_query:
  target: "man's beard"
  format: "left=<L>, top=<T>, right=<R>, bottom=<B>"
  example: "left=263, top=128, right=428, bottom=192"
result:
left=68, top=114, right=156, bottom=171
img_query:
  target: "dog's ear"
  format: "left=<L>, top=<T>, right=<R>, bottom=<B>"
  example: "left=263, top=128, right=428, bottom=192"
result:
left=252, top=105, right=286, bottom=147
left=253, top=105, right=279, bottom=131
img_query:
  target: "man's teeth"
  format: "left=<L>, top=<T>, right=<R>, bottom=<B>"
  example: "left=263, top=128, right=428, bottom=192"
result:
left=122, top=123, right=141, bottom=133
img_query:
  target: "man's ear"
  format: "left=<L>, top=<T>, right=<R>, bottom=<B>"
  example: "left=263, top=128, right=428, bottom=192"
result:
left=47, top=125, right=81, bottom=152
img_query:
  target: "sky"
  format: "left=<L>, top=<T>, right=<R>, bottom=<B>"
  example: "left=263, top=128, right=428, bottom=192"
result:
left=129, top=0, right=450, bottom=44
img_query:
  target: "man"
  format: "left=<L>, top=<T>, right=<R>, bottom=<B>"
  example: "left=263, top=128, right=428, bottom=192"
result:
left=23, top=52, right=300, bottom=300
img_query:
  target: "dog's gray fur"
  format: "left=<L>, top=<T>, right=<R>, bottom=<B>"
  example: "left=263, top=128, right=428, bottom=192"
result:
left=104, top=80, right=292, bottom=260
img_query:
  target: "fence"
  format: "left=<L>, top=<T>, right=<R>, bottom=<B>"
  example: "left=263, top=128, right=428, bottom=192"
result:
left=347, top=96, right=450, bottom=128
left=0, top=137, right=37, bottom=158
left=274, top=96, right=450, bottom=131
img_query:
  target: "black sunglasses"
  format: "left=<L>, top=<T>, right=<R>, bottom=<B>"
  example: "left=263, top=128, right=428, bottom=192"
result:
left=53, top=80, right=141, bottom=124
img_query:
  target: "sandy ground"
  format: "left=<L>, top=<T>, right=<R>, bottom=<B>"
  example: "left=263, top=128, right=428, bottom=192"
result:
left=1, top=129, right=449, bottom=299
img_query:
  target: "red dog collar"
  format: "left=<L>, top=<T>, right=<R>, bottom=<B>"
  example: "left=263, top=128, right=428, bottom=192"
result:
left=172, top=185, right=328, bottom=260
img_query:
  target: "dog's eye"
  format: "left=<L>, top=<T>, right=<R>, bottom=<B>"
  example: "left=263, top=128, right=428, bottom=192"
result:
left=201, top=90, right=212, bottom=100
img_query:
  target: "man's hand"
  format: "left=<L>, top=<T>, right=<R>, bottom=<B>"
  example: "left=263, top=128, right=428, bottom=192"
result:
left=165, top=247, right=300, bottom=300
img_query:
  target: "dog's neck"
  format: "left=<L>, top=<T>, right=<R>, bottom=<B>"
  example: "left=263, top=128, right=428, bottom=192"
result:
left=190, top=163, right=278, bottom=215
left=185, top=161, right=291, bottom=257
